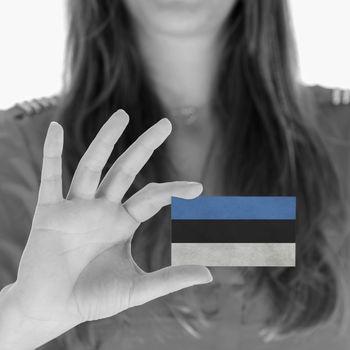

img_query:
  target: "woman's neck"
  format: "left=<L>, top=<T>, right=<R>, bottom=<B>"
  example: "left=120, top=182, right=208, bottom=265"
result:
left=135, top=28, right=221, bottom=115
left=133, top=25, right=224, bottom=190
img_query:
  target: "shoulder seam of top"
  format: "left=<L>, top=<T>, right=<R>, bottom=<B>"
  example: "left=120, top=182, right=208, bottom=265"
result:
left=11, top=95, right=60, bottom=120
left=309, top=84, right=350, bottom=107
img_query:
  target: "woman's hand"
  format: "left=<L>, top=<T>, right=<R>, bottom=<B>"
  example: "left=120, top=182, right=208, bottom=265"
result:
left=0, top=110, right=212, bottom=349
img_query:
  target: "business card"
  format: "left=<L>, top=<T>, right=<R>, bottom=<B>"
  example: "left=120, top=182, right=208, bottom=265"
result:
left=171, top=196, right=296, bottom=267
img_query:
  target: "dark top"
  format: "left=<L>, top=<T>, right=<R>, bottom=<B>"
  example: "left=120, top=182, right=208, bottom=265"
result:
left=0, top=86, right=349, bottom=349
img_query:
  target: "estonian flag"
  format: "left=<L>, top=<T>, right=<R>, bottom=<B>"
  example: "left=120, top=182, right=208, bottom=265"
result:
left=171, top=196, right=296, bottom=267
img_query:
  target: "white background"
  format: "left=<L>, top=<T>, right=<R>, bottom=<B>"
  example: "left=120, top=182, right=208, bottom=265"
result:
left=0, top=0, right=349, bottom=109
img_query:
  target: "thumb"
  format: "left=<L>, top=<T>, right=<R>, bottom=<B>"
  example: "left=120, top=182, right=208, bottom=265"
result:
left=130, top=265, right=213, bottom=307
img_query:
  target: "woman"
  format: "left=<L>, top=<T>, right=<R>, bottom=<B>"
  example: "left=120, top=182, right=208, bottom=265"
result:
left=0, top=0, right=349, bottom=349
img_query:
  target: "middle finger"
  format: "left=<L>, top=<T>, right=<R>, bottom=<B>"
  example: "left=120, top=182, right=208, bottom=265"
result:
left=67, top=110, right=129, bottom=200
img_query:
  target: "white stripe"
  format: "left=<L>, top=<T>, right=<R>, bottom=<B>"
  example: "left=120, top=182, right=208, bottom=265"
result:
left=171, top=243, right=295, bottom=267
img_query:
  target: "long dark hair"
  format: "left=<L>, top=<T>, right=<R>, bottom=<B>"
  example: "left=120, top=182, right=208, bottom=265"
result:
left=57, top=0, right=347, bottom=345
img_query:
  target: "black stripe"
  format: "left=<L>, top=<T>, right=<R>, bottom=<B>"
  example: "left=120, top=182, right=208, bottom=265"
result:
left=171, top=220, right=295, bottom=243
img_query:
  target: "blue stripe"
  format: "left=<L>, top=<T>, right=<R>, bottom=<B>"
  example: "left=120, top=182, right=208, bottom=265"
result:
left=171, top=196, right=296, bottom=220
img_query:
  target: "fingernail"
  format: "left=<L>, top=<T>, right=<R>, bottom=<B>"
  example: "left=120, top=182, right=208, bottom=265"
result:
left=49, top=121, right=61, bottom=129
left=201, top=268, right=213, bottom=283
left=158, top=118, right=172, bottom=132
left=48, top=121, right=63, bottom=136
left=113, top=110, right=129, bottom=123
left=188, top=182, right=203, bottom=193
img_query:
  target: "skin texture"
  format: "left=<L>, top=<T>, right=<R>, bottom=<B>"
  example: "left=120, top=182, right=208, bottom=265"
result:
left=0, top=111, right=213, bottom=349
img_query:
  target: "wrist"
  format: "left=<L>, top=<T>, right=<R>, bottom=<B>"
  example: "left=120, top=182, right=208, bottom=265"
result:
left=0, top=283, right=34, bottom=349
left=0, top=282, right=70, bottom=349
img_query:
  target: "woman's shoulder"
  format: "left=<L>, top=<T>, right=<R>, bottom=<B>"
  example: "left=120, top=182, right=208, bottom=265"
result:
left=306, top=84, right=350, bottom=141
left=308, top=84, right=350, bottom=108
left=0, top=95, right=61, bottom=191
left=0, top=95, right=59, bottom=133
left=305, top=84, right=350, bottom=188
left=0, top=95, right=60, bottom=162
left=0, top=97, right=63, bottom=289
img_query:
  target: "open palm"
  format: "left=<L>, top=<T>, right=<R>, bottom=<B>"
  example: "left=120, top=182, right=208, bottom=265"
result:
left=10, top=110, right=212, bottom=344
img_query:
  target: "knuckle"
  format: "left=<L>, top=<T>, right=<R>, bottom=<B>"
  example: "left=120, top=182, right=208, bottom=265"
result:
left=43, top=153, right=60, bottom=160
left=43, top=143, right=61, bottom=158
left=97, top=136, right=114, bottom=149
left=137, top=135, right=156, bottom=153
left=70, top=188, right=94, bottom=200
left=42, top=174, right=61, bottom=182
left=80, top=161, right=102, bottom=174
left=117, top=166, right=135, bottom=181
